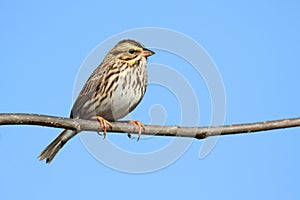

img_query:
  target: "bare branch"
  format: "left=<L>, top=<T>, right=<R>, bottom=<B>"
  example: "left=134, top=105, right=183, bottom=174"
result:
left=0, top=113, right=299, bottom=139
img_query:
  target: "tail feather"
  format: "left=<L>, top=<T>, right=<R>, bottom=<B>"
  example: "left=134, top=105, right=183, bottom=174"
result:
left=38, top=129, right=77, bottom=164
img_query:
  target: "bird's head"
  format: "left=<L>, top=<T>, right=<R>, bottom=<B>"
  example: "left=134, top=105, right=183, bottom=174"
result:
left=109, top=39, right=155, bottom=66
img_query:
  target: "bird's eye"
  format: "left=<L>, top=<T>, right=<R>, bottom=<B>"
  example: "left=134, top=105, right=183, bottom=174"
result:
left=128, top=49, right=135, bottom=54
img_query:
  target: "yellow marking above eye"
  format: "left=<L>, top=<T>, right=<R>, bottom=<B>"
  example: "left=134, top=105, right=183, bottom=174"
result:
left=128, top=48, right=142, bottom=55
left=117, top=47, right=144, bottom=63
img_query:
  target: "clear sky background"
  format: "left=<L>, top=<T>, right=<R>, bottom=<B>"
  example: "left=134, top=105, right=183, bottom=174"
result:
left=1, top=1, right=300, bottom=199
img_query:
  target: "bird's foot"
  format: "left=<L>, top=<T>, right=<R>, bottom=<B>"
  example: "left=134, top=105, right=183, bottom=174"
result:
left=92, top=116, right=112, bottom=139
left=128, top=120, right=145, bottom=141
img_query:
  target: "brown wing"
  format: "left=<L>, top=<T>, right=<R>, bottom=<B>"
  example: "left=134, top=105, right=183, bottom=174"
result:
left=70, top=61, right=110, bottom=119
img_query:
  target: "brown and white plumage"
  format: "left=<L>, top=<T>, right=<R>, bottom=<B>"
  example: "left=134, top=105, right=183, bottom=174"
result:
left=38, top=39, right=155, bottom=163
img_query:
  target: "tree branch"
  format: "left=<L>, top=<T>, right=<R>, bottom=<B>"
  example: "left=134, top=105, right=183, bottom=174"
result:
left=0, top=113, right=299, bottom=139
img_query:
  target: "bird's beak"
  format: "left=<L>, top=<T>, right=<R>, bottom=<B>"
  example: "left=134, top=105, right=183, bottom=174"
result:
left=141, top=48, right=155, bottom=57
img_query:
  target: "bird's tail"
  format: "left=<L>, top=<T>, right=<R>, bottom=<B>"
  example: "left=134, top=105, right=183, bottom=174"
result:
left=38, top=129, right=77, bottom=164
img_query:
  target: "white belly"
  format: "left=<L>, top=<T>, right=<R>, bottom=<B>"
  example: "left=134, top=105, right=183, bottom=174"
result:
left=98, top=63, right=147, bottom=121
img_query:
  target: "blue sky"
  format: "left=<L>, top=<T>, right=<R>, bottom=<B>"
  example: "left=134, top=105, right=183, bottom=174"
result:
left=1, top=1, right=300, bottom=199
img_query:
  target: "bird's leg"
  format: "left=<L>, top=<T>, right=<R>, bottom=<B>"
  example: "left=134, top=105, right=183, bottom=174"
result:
left=128, top=120, right=145, bottom=141
left=92, top=116, right=112, bottom=139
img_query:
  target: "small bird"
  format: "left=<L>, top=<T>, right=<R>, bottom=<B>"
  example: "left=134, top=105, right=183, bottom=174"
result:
left=38, top=39, right=155, bottom=163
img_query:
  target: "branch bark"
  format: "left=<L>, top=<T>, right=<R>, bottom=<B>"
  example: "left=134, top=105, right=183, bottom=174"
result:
left=0, top=113, right=299, bottom=139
